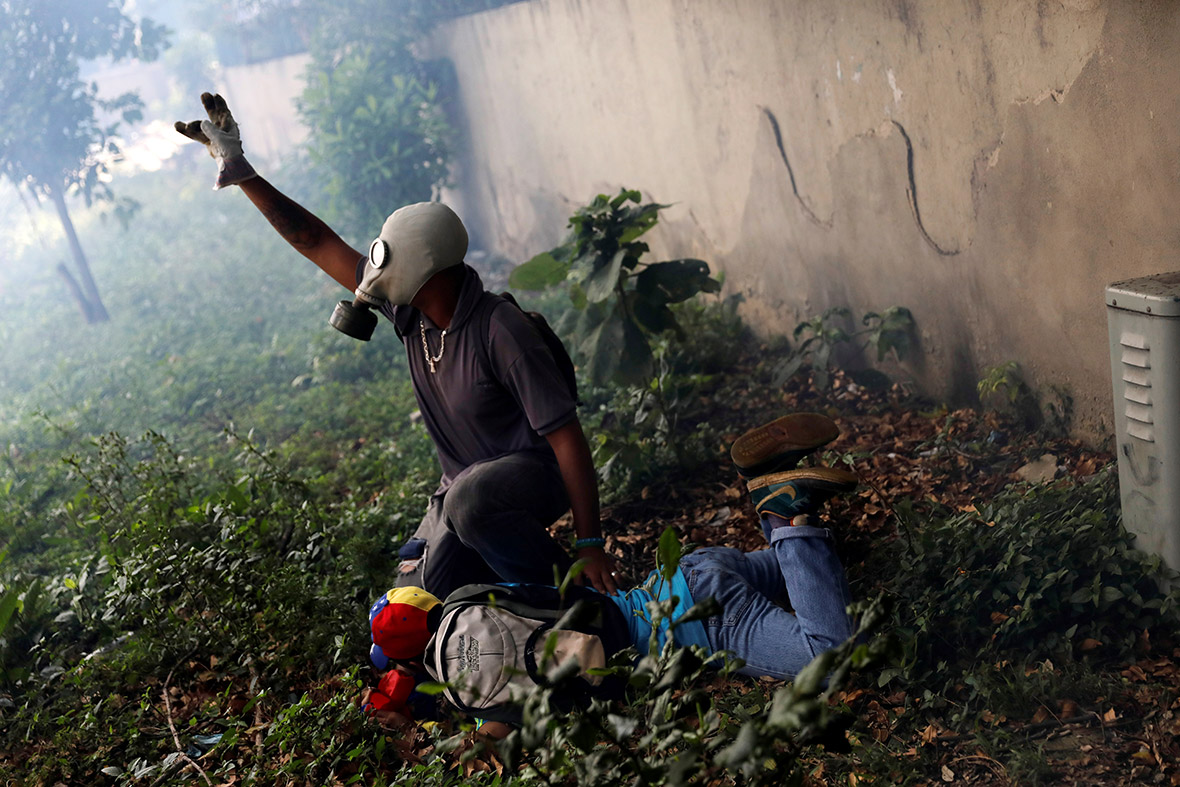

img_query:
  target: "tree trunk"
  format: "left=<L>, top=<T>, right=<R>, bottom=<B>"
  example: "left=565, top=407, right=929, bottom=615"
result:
left=47, top=181, right=109, bottom=323
left=55, top=262, right=100, bottom=323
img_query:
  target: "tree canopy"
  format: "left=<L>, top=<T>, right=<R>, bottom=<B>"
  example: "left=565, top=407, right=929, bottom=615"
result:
left=0, top=0, right=168, bottom=203
left=0, top=0, right=168, bottom=321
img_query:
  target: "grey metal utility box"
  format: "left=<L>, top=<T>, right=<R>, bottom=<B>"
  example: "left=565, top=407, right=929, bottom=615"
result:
left=1106, top=272, right=1180, bottom=572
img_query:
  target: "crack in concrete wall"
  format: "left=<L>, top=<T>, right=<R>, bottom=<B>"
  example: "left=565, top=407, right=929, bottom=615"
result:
left=889, top=120, right=963, bottom=257
left=763, top=105, right=962, bottom=256
left=760, top=107, right=833, bottom=229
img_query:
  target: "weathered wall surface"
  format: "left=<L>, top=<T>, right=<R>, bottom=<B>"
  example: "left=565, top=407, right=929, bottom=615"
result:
left=430, top=0, right=1180, bottom=439
left=221, top=53, right=311, bottom=164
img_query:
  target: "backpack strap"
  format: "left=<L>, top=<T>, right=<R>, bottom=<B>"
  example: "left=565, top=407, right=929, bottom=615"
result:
left=476, top=292, right=581, bottom=406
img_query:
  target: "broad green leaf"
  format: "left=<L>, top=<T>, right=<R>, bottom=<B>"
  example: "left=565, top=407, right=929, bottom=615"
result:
left=609, top=189, right=641, bottom=209
left=509, top=252, right=570, bottom=291
left=1100, top=586, right=1125, bottom=603
left=583, top=308, right=626, bottom=386
left=657, top=526, right=682, bottom=581
left=617, top=317, right=654, bottom=386
left=1069, top=587, right=1092, bottom=604
left=584, top=249, right=628, bottom=304
left=618, top=202, right=665, bottom=244
left=0, top=589, right=22, bottom=635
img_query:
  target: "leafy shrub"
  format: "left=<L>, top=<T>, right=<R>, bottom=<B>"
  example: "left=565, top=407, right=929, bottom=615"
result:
left=510, top=189, right=721, bottom=386
left=0, top=428, right=425, bottom=749
left=977, top=361, right=1062, bottom=431
left=775, top=306, right=915, bottom=390
left=298, top=45, right=453, bottom=240
left=877, top=475, right=1179, bottom=727
left=579, top=297, right=746, bottom=500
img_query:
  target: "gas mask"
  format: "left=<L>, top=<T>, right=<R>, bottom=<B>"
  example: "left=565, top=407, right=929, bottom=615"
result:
left=329, top=202, right=469, bottom=340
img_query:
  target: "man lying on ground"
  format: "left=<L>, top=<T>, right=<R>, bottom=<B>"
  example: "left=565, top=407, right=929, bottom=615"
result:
left=363, top=413, right=859, bottom=734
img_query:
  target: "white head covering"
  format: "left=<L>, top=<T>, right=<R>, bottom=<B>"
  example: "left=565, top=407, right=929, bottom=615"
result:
left=355, top=202, right=468, bottom=307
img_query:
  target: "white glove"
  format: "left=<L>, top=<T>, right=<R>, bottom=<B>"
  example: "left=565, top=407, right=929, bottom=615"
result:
left=174, top=92, right=257, bottom=190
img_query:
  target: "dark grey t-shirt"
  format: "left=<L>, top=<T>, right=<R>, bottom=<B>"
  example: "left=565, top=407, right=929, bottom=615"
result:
left=359, top=260, right=576, bottom=490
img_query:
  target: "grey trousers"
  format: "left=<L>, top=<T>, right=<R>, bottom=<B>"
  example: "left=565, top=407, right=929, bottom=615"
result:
left=395, top=451, right=574, bottom=599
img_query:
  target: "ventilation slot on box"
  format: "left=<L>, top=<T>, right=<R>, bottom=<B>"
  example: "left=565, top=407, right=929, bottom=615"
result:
left=1120, top=332, right=1154, bottom=442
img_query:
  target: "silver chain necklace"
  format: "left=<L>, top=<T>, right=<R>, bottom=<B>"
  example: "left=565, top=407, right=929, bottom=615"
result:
left=419, top=321, right=447, bottom=373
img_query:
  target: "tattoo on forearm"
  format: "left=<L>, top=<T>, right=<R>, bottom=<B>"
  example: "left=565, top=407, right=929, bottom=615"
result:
left=260, top=200, right=323, bottom=250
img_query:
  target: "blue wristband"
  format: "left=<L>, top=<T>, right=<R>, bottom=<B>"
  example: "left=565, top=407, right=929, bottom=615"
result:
left=575, top=537, right=606, bottom=550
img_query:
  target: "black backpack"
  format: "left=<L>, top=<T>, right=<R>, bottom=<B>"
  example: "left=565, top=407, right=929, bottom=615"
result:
left=422, top=583, right=631, bottom=724
left=478, top=292, right=581, bottom=406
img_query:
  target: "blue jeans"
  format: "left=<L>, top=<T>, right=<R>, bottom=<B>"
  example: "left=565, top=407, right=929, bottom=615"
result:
left=681, top=520, right=853, bottom=679
left=396, top=451, right=574, bottom=599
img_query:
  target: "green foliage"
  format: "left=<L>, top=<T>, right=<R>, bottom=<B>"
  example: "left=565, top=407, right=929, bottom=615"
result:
left=580, top=297, right=745, bottom=500
left=298, top=47, right=453, bottom=241
left=978, top=361, right=1042, bottom=428
left=1, top=0, right=170, bottom=321
left=877, top=475, right=1179, bottom=728
left=775, top=306, right=915, bottom=390
left=0, top=0, right=168, bottom=198
left=510, top=189, right=721, bottom=386
left=231, top=0, right=525, bottom=56
left=261, top=673, right=397, bottom=785
left=0, top=428, right=415, bottom=688
left=0, top=426, right=433, bottom=782
left=294, top=0, right=455, bottom=241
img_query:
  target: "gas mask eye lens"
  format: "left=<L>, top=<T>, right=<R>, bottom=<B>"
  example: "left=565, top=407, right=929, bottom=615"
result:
left=369, top=239, right=389, bottom=269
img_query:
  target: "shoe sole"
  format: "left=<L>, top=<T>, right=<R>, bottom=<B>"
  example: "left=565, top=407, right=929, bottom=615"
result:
left=746, top=466, right=859, bottom=494
left=731, top=413, right=840, bottom=473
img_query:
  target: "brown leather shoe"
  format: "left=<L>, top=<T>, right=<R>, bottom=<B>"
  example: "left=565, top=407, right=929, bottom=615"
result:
left=730, top=413, right=840, bottom=478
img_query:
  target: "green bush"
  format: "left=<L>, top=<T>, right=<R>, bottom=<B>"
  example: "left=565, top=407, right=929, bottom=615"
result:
left=877, top=475, right=1179, bottom=727
left=510, top=189, right=721, bottom=387
left=298, top=44, right=453, bottom=241
left=774, top=306, right=915, bottom=390
left=579, top=297, right=746, bottom=501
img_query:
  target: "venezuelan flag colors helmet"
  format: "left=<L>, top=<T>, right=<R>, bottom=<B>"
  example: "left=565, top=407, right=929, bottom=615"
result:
left=368, top=586, right=441, bottom=669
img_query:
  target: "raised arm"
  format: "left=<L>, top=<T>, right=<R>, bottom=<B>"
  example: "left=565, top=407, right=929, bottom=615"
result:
left=237, top=176, right=362, bottom=291
left=175, top=92, right=362, bottom=291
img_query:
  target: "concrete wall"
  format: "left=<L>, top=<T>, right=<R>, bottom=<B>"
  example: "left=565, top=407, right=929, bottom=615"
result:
left=429, top=0, right=1180, bottom=439
left=220, top=53, right=311, bottom=164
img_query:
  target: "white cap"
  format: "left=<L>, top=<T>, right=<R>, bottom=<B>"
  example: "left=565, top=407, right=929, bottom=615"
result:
left=355, top=202, right=468, bottom=307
